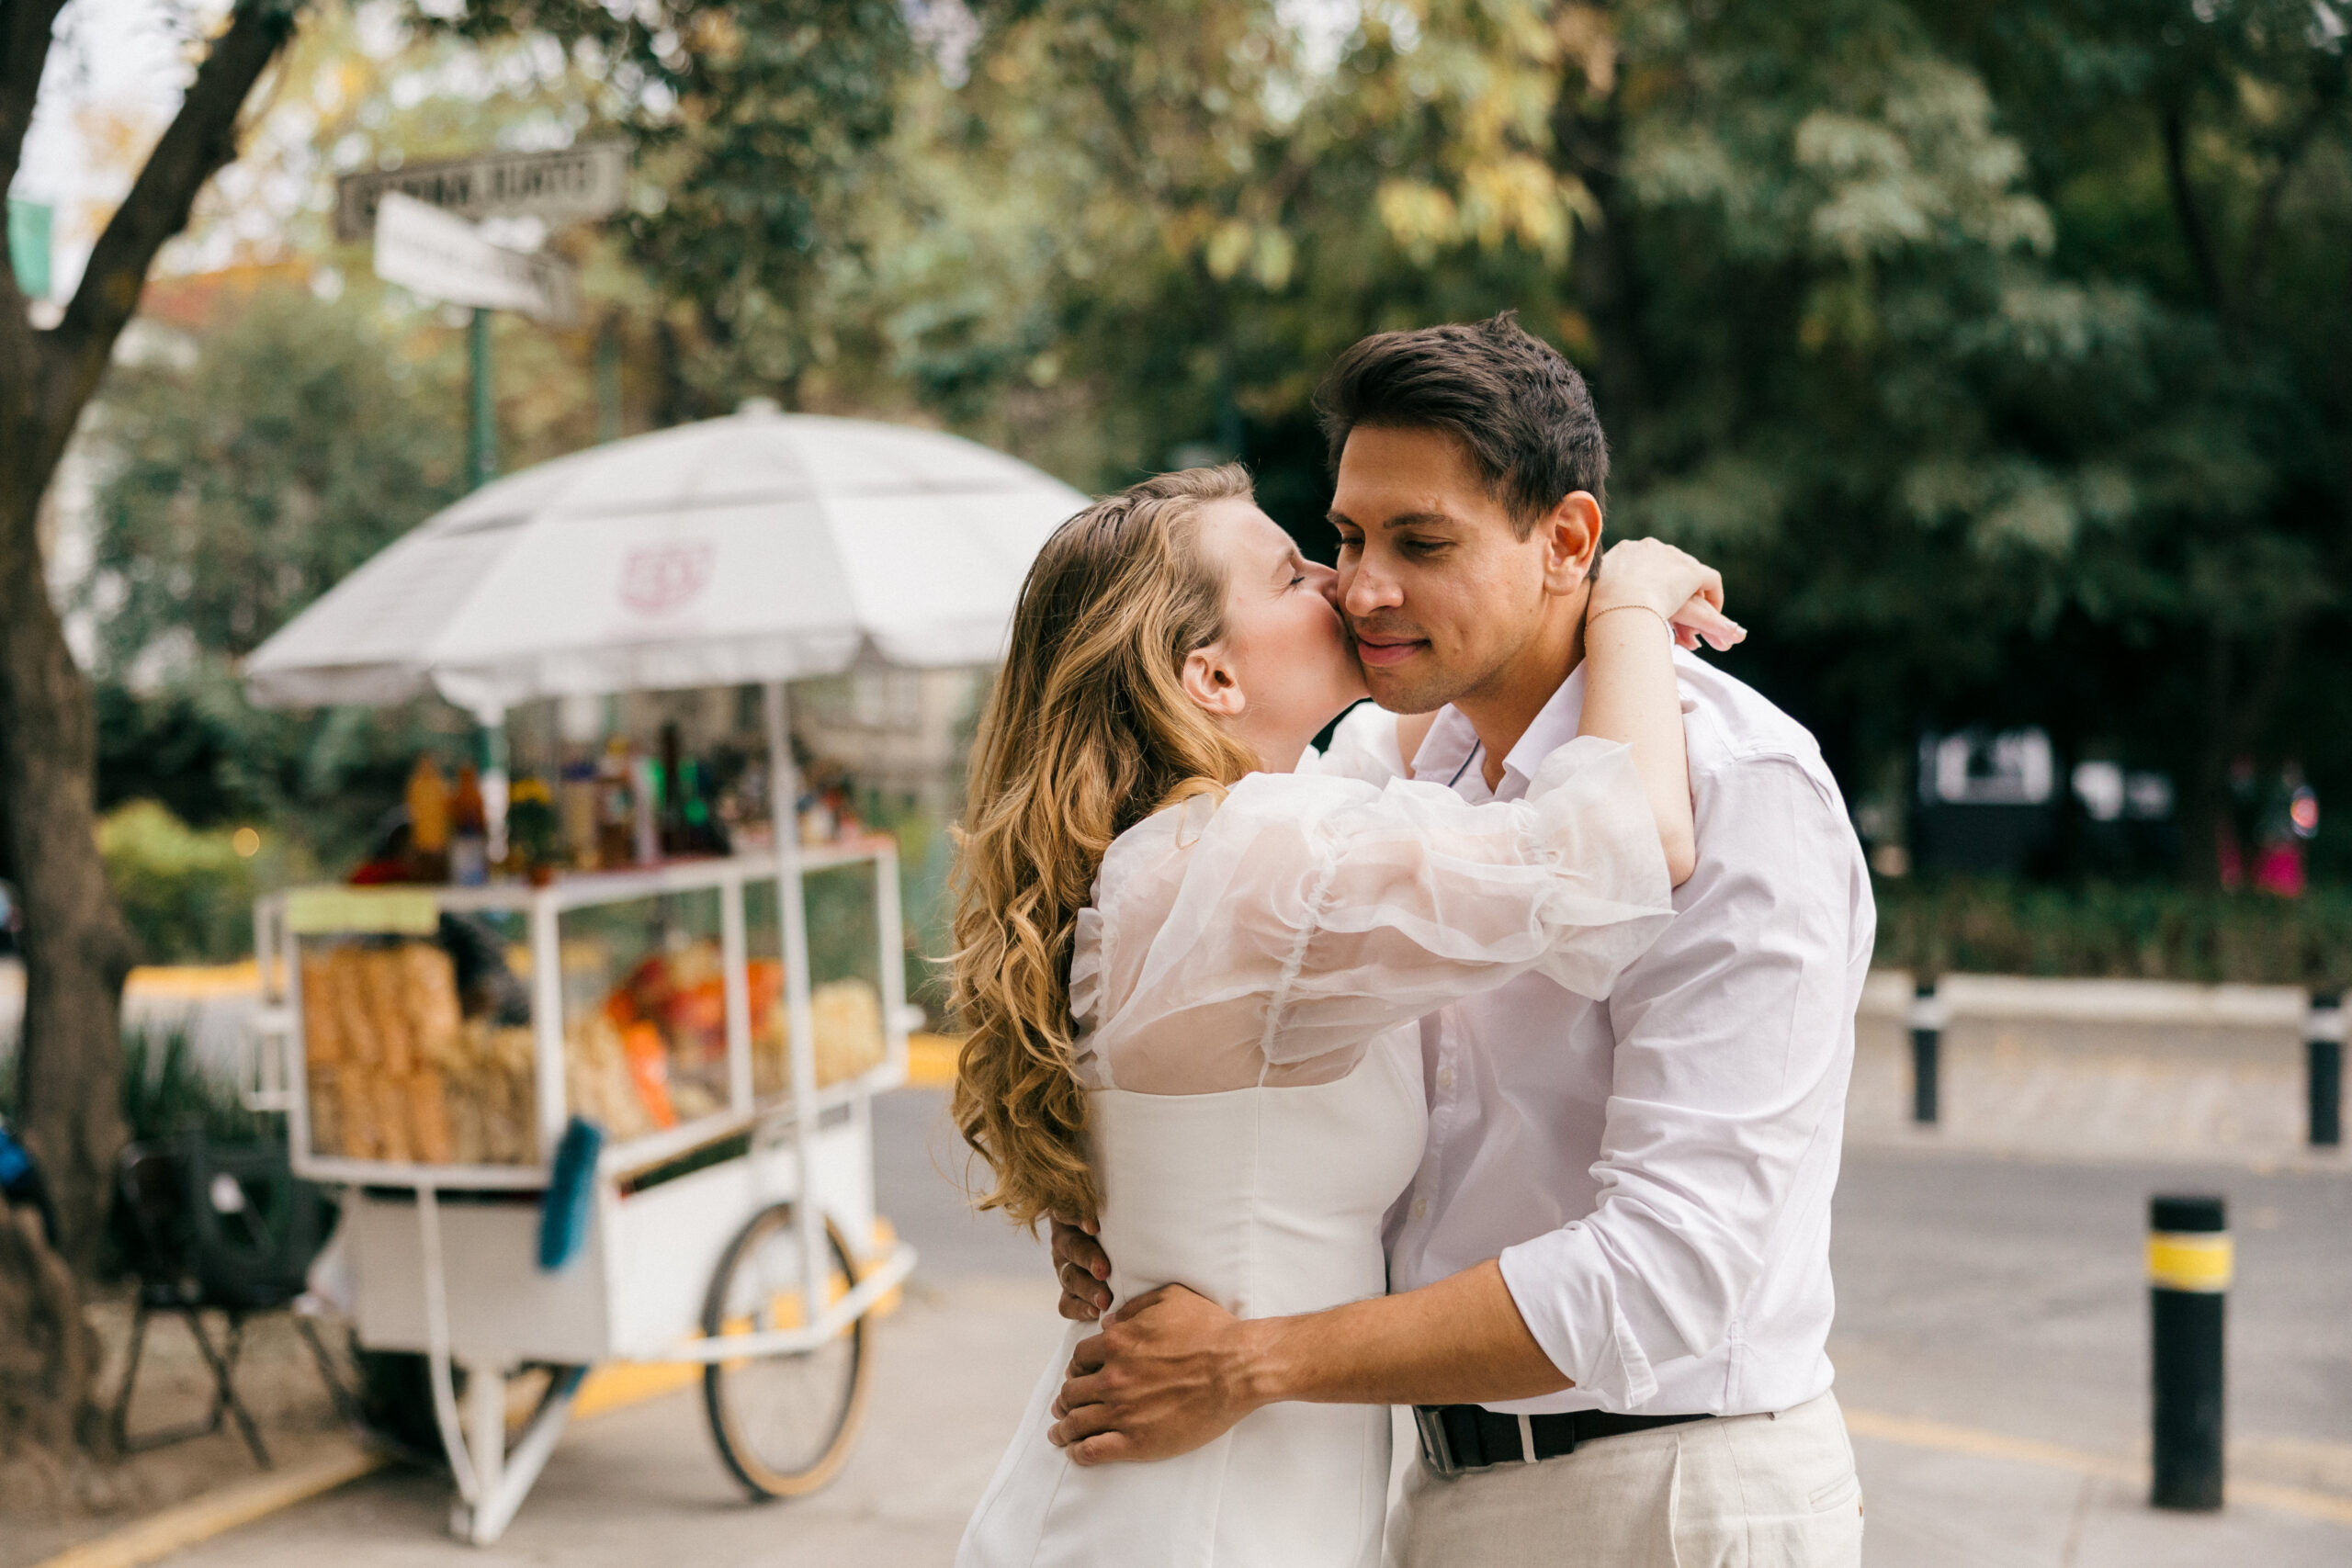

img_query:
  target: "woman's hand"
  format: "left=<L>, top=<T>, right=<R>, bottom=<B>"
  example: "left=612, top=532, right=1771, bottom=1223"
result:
left=1591, top=538, right=1745, bottom=653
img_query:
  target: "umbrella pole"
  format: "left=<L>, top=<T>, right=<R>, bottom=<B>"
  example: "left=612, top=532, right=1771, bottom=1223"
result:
left=478, top=712, right=508, bottom=871
left=763, top=682, right=800, bottom=847
left=763, top=680, right=827, bottom=1321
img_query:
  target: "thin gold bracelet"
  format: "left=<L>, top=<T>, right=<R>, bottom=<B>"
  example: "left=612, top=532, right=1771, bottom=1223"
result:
left=1588, top=602, right=1672, bottom=631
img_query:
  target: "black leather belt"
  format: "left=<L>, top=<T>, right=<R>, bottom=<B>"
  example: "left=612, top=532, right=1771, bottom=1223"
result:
left=1413, top=1403, right=1713, bottom=1476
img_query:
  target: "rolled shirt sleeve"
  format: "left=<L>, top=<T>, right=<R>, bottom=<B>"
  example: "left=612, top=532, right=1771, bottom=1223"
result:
left=1495, top=755, right=1870, bottom=1410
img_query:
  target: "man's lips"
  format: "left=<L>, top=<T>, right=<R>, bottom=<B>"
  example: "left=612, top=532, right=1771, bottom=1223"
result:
left=1352, top=636, right=1425, bottom=669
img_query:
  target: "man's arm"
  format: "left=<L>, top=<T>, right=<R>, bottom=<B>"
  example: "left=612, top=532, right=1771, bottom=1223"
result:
left=1047, top=1262, right=1565, bottom=1463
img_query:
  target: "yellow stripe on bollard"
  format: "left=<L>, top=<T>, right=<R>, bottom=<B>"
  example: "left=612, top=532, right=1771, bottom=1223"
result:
left=2148, top=1232, right=2233, bottom=1292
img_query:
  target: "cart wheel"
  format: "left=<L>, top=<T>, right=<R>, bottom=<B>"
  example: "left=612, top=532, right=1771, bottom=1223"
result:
left=700, top=1202, right=874, bottom=1500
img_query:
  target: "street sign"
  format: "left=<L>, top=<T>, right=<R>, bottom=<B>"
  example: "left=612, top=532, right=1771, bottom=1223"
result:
left=6, top=198, right=51, bottom=299
left=373, top=193, right=580, bottom=327
left=334, top=141, right=628, bottom=243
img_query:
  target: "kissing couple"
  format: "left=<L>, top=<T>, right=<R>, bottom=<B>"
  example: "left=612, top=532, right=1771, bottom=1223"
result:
left=949, top=314, right=1872, bottom=1567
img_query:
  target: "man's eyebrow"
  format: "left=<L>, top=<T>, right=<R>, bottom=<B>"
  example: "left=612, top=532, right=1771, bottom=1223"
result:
left=1324, top=507, right=1459, bottom=530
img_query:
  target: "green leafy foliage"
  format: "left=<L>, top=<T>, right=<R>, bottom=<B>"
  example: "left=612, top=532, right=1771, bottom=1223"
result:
left=1876, top=877, right=2352, bottom=988
left=87, top=288, right=481, bottom=862
left=96, top=802, right=264, bottom=966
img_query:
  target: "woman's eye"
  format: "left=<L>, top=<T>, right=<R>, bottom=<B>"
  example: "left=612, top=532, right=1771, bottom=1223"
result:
left=1289, top=573, right=1307, bottom=588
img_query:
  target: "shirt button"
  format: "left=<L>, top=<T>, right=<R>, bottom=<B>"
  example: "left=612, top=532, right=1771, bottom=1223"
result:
left=1410, top=1198, right=1429, bottom=1221
left=1436, top=1066, right=1455, bottom=1091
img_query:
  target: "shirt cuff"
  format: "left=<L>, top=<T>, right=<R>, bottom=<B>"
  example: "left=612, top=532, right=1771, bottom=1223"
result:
left=1498, top=1225, right=1661, bottom=1412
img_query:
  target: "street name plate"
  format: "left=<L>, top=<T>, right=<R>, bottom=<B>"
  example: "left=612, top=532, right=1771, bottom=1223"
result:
left=335, top=141, right=628, bottom=243
left=374, top=193, right=581, bottom=326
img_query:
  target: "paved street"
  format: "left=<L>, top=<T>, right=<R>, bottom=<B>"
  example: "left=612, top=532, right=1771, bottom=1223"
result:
left=105, top=1088, right=2352, bottom=1568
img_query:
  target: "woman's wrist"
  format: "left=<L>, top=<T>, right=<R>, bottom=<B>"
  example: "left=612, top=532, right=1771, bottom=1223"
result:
left=1588, top=601, right=1672, bottom=630
left=1588, top=581, right=1681, bottom=623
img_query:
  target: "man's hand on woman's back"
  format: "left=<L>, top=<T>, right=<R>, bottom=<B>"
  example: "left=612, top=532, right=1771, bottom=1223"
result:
left=1052, top=1214, right=1115, bottom=1320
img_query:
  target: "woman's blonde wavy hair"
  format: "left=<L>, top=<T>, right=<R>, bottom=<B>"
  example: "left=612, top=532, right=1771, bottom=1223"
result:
left=950, top=465, right=1261, bottom=1230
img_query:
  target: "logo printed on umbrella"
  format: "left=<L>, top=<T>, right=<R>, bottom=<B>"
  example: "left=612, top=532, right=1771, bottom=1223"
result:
left=617, top=540, right=717, bottom=616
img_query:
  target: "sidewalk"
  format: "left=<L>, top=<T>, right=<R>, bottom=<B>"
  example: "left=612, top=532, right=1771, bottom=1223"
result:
left=1848, top=982, right=2346, bottom=1169
left=28, top=1092, right=2342, bottom=1568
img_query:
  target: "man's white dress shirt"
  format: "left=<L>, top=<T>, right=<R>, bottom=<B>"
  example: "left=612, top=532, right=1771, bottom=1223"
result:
left=1329, top=648, right=1873, bottom=1418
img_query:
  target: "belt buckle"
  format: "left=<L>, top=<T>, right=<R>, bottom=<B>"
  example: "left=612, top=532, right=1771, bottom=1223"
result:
left=1413, top=1406, right=1462, bottom=1477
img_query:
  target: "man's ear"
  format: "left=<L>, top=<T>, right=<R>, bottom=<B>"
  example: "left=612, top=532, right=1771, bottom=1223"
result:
left=1538, top=491, right=1604, bottom=595
left=1181, top=644, right=1247, bottom=720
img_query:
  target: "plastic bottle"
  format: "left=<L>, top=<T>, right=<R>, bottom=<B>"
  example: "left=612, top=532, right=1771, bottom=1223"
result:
left=595, top=738, right=633, bottom=870
left=406, top=755, right=451, bottom=882
left=450, top=762, right=489, bottom=886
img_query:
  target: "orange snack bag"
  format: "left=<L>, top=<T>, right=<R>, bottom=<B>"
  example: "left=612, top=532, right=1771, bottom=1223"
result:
left=621, top=1021, right=678, bottom=1130
left=300, top=954, right=345, bottom=1065
left=408, top=1070, right=455, bottom=1164
left=337, top=1070, right=380, bottom=1159
left=372, top=1075, right=414, bottom=1163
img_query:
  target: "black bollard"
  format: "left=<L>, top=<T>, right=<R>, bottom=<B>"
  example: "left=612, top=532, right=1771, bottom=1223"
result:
left=1907, top=978, right=1944, bottom=1125
left=2149, top=1193, right=2229, bottom=1512
left=2309, top=991, right=2343, bottom=1149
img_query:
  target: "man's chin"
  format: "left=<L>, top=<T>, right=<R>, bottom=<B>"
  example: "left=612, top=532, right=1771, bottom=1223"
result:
left=1363, top=666, right=1455, bottom=716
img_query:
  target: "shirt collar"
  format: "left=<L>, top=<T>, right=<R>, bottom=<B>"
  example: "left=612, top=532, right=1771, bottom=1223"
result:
left=1409, top=666, right=1589, bottom=797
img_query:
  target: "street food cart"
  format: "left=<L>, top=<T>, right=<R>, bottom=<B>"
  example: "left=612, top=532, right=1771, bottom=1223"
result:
left=239, top=408, right=1085, bottom=1543
left=254, top=839, right=914, bottom=1541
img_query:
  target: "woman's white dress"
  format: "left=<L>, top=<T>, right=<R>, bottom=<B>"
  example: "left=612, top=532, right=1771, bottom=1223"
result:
left=956, top=737, right=1674, bottom=1568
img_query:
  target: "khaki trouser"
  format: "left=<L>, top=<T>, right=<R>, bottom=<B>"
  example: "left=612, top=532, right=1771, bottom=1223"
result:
left=1386, top=1391, right=1864, bottom=1568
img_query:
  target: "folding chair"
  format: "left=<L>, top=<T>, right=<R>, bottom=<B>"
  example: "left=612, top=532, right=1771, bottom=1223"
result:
left=111, top=1136, right=346, bottom=1468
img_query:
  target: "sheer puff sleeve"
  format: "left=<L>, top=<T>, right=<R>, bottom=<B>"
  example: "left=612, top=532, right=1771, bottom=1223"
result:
left=1082, top=736, right=1675, bottom=1094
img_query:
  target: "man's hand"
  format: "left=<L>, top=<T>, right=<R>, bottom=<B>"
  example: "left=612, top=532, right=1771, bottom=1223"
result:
left=1050, top=1214, right=1114, bottom=1321
left=1048, top=1285, right=1263, bottom=1465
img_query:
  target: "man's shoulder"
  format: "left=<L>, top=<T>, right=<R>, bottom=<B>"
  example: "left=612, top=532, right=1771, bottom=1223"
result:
left=1673, top=652, right=1837, bottom=788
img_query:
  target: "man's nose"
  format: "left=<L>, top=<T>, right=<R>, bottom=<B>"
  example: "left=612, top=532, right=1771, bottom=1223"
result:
left=1341, top=556, right=1402, bottom=617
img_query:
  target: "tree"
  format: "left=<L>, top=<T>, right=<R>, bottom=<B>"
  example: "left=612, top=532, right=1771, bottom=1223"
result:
left=2, top=0, right=304, bottom=1292
left=1924, top=0, right=2352, bottom=882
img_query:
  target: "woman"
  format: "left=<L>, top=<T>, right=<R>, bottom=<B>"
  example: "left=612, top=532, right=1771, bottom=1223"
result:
left=950, top=465, right=1733, bottom=1567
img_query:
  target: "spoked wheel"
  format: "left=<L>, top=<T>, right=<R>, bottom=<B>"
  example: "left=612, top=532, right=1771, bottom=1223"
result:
left=701, top=1201, right=874, bottom=1500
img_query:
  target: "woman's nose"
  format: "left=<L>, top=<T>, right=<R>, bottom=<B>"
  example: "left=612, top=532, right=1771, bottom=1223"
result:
left=1307, top=562, right=1340, bottom=604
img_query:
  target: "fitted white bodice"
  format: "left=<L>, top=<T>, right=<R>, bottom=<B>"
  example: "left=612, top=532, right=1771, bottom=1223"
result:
left=956, top=1036, right=1426, bottom=1568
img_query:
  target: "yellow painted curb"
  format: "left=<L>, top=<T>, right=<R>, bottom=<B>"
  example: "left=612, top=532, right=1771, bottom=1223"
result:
left=1844, top=1406, right=2352, bottom=1527
left=29, top=1436, right=384, bottom=1568
left=573, top=1359, right=701, bottom=1417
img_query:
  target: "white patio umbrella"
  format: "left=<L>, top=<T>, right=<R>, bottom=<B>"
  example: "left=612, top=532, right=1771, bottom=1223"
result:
left=243, top=404, right=1088, bottom=720
left=243, top=404, right=1087, bottom=852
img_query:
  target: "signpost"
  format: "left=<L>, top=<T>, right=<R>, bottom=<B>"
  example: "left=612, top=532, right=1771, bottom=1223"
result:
left=334, top=141, right=628, bottom=243
left=372, top=192, right=581, bottom=327
left=373, top=192, right=584, bottom=491
left=358, top=148, right=627, bottom=852
left=347, top=141, right=629, bottom=490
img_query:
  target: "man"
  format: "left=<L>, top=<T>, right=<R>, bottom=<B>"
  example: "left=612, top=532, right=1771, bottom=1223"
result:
left=1044, top=313, right=1873, bottom=1563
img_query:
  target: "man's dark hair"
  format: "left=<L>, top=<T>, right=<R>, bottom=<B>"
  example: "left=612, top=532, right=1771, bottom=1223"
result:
left=1316, top=310, right=1608, bottom=537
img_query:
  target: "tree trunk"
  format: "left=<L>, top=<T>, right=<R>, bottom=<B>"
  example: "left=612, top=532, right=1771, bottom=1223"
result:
left=0, top=1193, right=102, bottom=1463
left=0, top=489, right=133, bottom=1275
